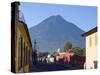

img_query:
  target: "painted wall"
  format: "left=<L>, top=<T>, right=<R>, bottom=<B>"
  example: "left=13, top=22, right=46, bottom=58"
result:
left=15, top=21, right=32, bottom=73
left=85, top=32, right=97, bottom=69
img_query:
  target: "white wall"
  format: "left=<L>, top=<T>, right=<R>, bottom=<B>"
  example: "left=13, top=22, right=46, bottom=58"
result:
left=86, top=32, right=98, bottom=69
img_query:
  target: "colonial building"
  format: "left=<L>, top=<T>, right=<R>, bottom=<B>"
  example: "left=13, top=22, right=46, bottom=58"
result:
left=82, top=27, right=97, bottom=69
left=56, top=50, right=74, bottom=63
left=11, top=2, right=32, bottom=73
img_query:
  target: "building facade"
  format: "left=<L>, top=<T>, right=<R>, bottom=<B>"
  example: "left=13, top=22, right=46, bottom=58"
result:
left=82, top=27, right=97, bottom=69
left=11, top=2, right=32, bottom=73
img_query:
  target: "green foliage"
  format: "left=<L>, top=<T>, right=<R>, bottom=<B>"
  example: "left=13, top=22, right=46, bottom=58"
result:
left=63, top=42, right=85, bottom=56
left=64, top=42, right=72, bottom=51
left=72, top=47, right=85, bottom=56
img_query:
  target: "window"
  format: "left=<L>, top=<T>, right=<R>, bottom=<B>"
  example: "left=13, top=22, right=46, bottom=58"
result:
left=25, top=46, right=27, bottom=65
left=89, top=36, right=92, bottom=47
left=24, top=45, right=27, bottom=65
left=27, top=47, right=29, bottom=64
left=28, top=48, right=30, bottom=64
left=25, top=46, right=29, bottom=65
left=18, top=36, right=23, bottom=70
left=20, top=37, right=23, bottom=68
left=18, top=36, right=21, bottom=70
left=15, top=31, right=17, bottom=48
left=22, top=40, right=25, bottom=67
left=95, top=34, right=97, bottom=45
left=24, top=42, right=25, bottom=65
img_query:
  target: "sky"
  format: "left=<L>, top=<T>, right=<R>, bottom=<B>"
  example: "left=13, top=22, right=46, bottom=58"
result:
left=19, top=2, right=97, bottom=32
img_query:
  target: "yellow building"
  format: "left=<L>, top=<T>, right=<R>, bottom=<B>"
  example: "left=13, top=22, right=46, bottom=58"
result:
left=82, top=27, right=97, bottom=69
left=11, top=2, right=32, bottom=73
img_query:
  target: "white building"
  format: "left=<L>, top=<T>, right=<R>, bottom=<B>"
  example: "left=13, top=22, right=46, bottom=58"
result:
left=82, top=27, right=97, bottom=69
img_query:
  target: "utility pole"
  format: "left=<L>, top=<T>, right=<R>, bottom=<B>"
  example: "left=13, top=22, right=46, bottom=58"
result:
left=32, top=39, right=37, bottom=64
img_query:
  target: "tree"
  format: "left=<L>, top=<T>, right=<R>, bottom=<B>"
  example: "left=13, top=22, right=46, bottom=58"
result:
left=72, top=47, right=85, bottom=56
left=64, top=42, right=72, bottom=51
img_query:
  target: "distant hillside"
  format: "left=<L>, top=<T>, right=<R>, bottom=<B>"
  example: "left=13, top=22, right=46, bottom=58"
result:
left=29, top=15, right=85, bottom=53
